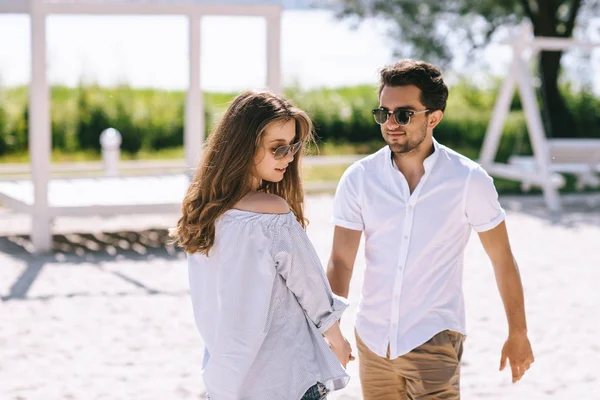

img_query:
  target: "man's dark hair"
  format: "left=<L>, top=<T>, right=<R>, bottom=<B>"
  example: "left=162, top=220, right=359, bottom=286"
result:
left=378, top=59, right=449, bottom=112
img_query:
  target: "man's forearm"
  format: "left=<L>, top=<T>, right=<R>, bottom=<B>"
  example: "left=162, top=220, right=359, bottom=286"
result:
left=494, top=257, right=528, bottom=336
left=327, top=260, right=353, bottom=298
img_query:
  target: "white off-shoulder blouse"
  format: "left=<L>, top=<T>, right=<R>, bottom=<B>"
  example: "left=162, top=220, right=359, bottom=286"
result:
left=188, top=209, right=350, bottom=400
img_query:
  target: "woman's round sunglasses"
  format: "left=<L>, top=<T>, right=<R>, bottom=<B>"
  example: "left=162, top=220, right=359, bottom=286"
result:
left=372, top=107, right=429, bottom=126
left=272, top=141, right=302, bottom=160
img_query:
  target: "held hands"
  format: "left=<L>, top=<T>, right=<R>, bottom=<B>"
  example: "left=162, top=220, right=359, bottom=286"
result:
left=323, top=322, right=355, bottom=368
left=324, top=335, right=355, bottom=368
left=499, top=333, right=535, bottom=383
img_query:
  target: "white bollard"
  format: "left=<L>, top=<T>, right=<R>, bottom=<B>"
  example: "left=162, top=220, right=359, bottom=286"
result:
left=99, top=128, right=122, bottom=177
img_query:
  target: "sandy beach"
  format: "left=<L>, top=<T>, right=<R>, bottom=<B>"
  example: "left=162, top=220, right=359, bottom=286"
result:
left=2, top=193, right=600, bottom=400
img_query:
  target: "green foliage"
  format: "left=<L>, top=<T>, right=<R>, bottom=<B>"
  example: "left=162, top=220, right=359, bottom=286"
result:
left=329, top=0, right=525, bottom=65
left=0, top=105, right=7, bottom=155
left=287, top=85, right=381, bottom=143
left=0, top=81, right=598, bottom=163
left=563, top=87, right=600, bottom=139
left=327, top=0, right=598, bottom=66
left=75, top=86, right=110, bottom=152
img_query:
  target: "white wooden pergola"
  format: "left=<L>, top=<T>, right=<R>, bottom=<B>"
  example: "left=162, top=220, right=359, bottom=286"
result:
left=480, top=23, right=600, bottom=211
left=0, top=0, right=282, bottom=252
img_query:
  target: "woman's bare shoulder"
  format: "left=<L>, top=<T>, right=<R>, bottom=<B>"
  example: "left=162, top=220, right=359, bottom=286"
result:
left=233, top=192, right=290, bottom=214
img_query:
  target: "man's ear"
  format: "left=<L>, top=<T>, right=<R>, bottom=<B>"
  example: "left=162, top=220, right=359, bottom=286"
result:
left=428, top=110, right=444, bottom=129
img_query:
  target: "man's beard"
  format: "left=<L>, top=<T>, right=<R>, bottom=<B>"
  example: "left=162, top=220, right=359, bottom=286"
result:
left=387, top=120, right=427, bottom=154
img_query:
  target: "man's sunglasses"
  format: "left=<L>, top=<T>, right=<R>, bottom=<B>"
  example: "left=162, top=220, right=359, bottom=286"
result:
left=372, top=107, right=429, bottom=126
left=272, top=141, right=302, bottom=160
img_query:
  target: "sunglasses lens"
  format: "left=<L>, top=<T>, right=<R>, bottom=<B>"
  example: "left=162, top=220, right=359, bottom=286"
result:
left=372, top=109, right=388, bottom=125
left=393, top=110, right=411, bottom=125
left=274, top=142, right=301, bottom=160
left=274, top=146, right=289, bottom=160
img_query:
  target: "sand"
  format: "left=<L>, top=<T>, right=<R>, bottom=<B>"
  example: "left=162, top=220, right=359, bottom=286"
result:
left=1, top=193, right=600, bottom=399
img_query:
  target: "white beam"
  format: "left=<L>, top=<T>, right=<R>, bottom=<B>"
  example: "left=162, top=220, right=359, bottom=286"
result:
left=266, top=8, right=282, bottom=94
left=30, top=2, right=280, bottom=17
left=502, top=36, right=600, bottom=51
left=530, top=37, right=600, bottom=51
left=184, top=15, right=203, bottom=172
left=0, top=0, right=29, bottom=13
left=479, top=58, right=517, bottom=167
left=29, top=3, right=53, bottom=252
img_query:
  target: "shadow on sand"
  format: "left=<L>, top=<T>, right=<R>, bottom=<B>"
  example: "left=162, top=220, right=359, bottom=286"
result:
left=499, top=193, right=600, bottom=228
left=0, top=228, right=185, bottom=302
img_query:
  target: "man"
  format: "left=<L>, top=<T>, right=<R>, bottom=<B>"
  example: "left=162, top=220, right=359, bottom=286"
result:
left=327, top=59, right=534, bottom=399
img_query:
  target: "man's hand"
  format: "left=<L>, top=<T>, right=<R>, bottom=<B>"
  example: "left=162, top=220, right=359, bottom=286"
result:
left=478, top=223, right=533, bottom=383
left=499, top=333, right=534, bottom=383
left=344, top=337, right=356, bottom=363
left=324, top=334, right=355, bottom=367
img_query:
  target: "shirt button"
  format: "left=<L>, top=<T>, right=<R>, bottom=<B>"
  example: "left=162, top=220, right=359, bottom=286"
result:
left=398, top=265, right=403, bottom=269
left=403, top=235, right=408, bottom=240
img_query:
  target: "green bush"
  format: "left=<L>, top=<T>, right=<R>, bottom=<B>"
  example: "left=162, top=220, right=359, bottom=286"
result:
left=76, top=92, right=111, bottom=152
left=0, top=105, right=7, bottom=155
left=0, top=81, right=598, bottom=162
left=564, top=87, right=600, bottom=139
left=11, top=107, right=29, bottom=152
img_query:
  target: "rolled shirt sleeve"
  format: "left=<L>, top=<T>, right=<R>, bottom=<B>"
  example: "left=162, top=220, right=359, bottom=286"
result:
left=465, top=166, right=506, bottom=232
left=271, top=221, right=349, bottom=334
left=332, top=163, right=365, bottom=231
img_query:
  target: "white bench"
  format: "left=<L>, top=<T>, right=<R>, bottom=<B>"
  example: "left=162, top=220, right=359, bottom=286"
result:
left=0, top=175, right=189, bottom=216
left=508, top=139, right=600, bottom=191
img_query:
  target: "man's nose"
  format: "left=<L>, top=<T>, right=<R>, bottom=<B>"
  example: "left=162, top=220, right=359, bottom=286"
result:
left=385, top=113, right=400, bottom=128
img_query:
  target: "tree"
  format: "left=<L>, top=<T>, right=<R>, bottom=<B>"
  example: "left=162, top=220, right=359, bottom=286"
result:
left=328, top=0, right=600, bottom=139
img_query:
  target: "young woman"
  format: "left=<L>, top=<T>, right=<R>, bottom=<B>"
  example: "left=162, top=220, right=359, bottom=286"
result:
left=171, top=90, right=352, bottom=400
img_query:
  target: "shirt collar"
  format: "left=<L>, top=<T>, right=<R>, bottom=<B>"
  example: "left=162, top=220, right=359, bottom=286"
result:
left=423, top=137, right=441, bottom=172
left=387, top=137, right=442, bottom=172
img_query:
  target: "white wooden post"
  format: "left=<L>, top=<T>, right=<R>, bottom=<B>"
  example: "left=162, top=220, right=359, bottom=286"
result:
left=514, top=52, right=561, bottom=211
left=100, top=128, right=122, bottom=177
left=184, top=15, right=203, bottom=174
left=479, top=60, right=517, bottom=166
left=29, top=4, right=52, bottom=252
left=480, top=25, right=528, bottom=167
left=266, top=9, right=282, bottom=94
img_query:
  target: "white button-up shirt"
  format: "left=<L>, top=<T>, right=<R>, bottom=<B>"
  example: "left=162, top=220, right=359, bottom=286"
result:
left=332, top=139, right=505, bottom=359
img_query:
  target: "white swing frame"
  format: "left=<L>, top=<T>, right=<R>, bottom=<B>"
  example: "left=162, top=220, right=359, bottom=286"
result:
left=479, top=23, right=600, bottom=211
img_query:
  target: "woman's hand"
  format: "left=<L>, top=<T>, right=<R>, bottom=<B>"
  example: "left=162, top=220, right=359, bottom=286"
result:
left=323, top=322, right=354, bottom=367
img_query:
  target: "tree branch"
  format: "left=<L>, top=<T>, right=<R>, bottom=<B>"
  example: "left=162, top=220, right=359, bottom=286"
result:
left=564, top=0, right=582, bottom=37
left=535, top=0, right=558, bottom=35
left=519, top=0, right=536, bottom=24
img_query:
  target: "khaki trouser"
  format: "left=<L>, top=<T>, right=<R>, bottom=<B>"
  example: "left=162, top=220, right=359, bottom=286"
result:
left=355, top=329, right=464, bottom=400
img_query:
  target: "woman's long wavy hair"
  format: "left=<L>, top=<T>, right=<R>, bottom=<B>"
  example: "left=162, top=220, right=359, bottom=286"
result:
left=171, top=90, right=316, bottom=255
